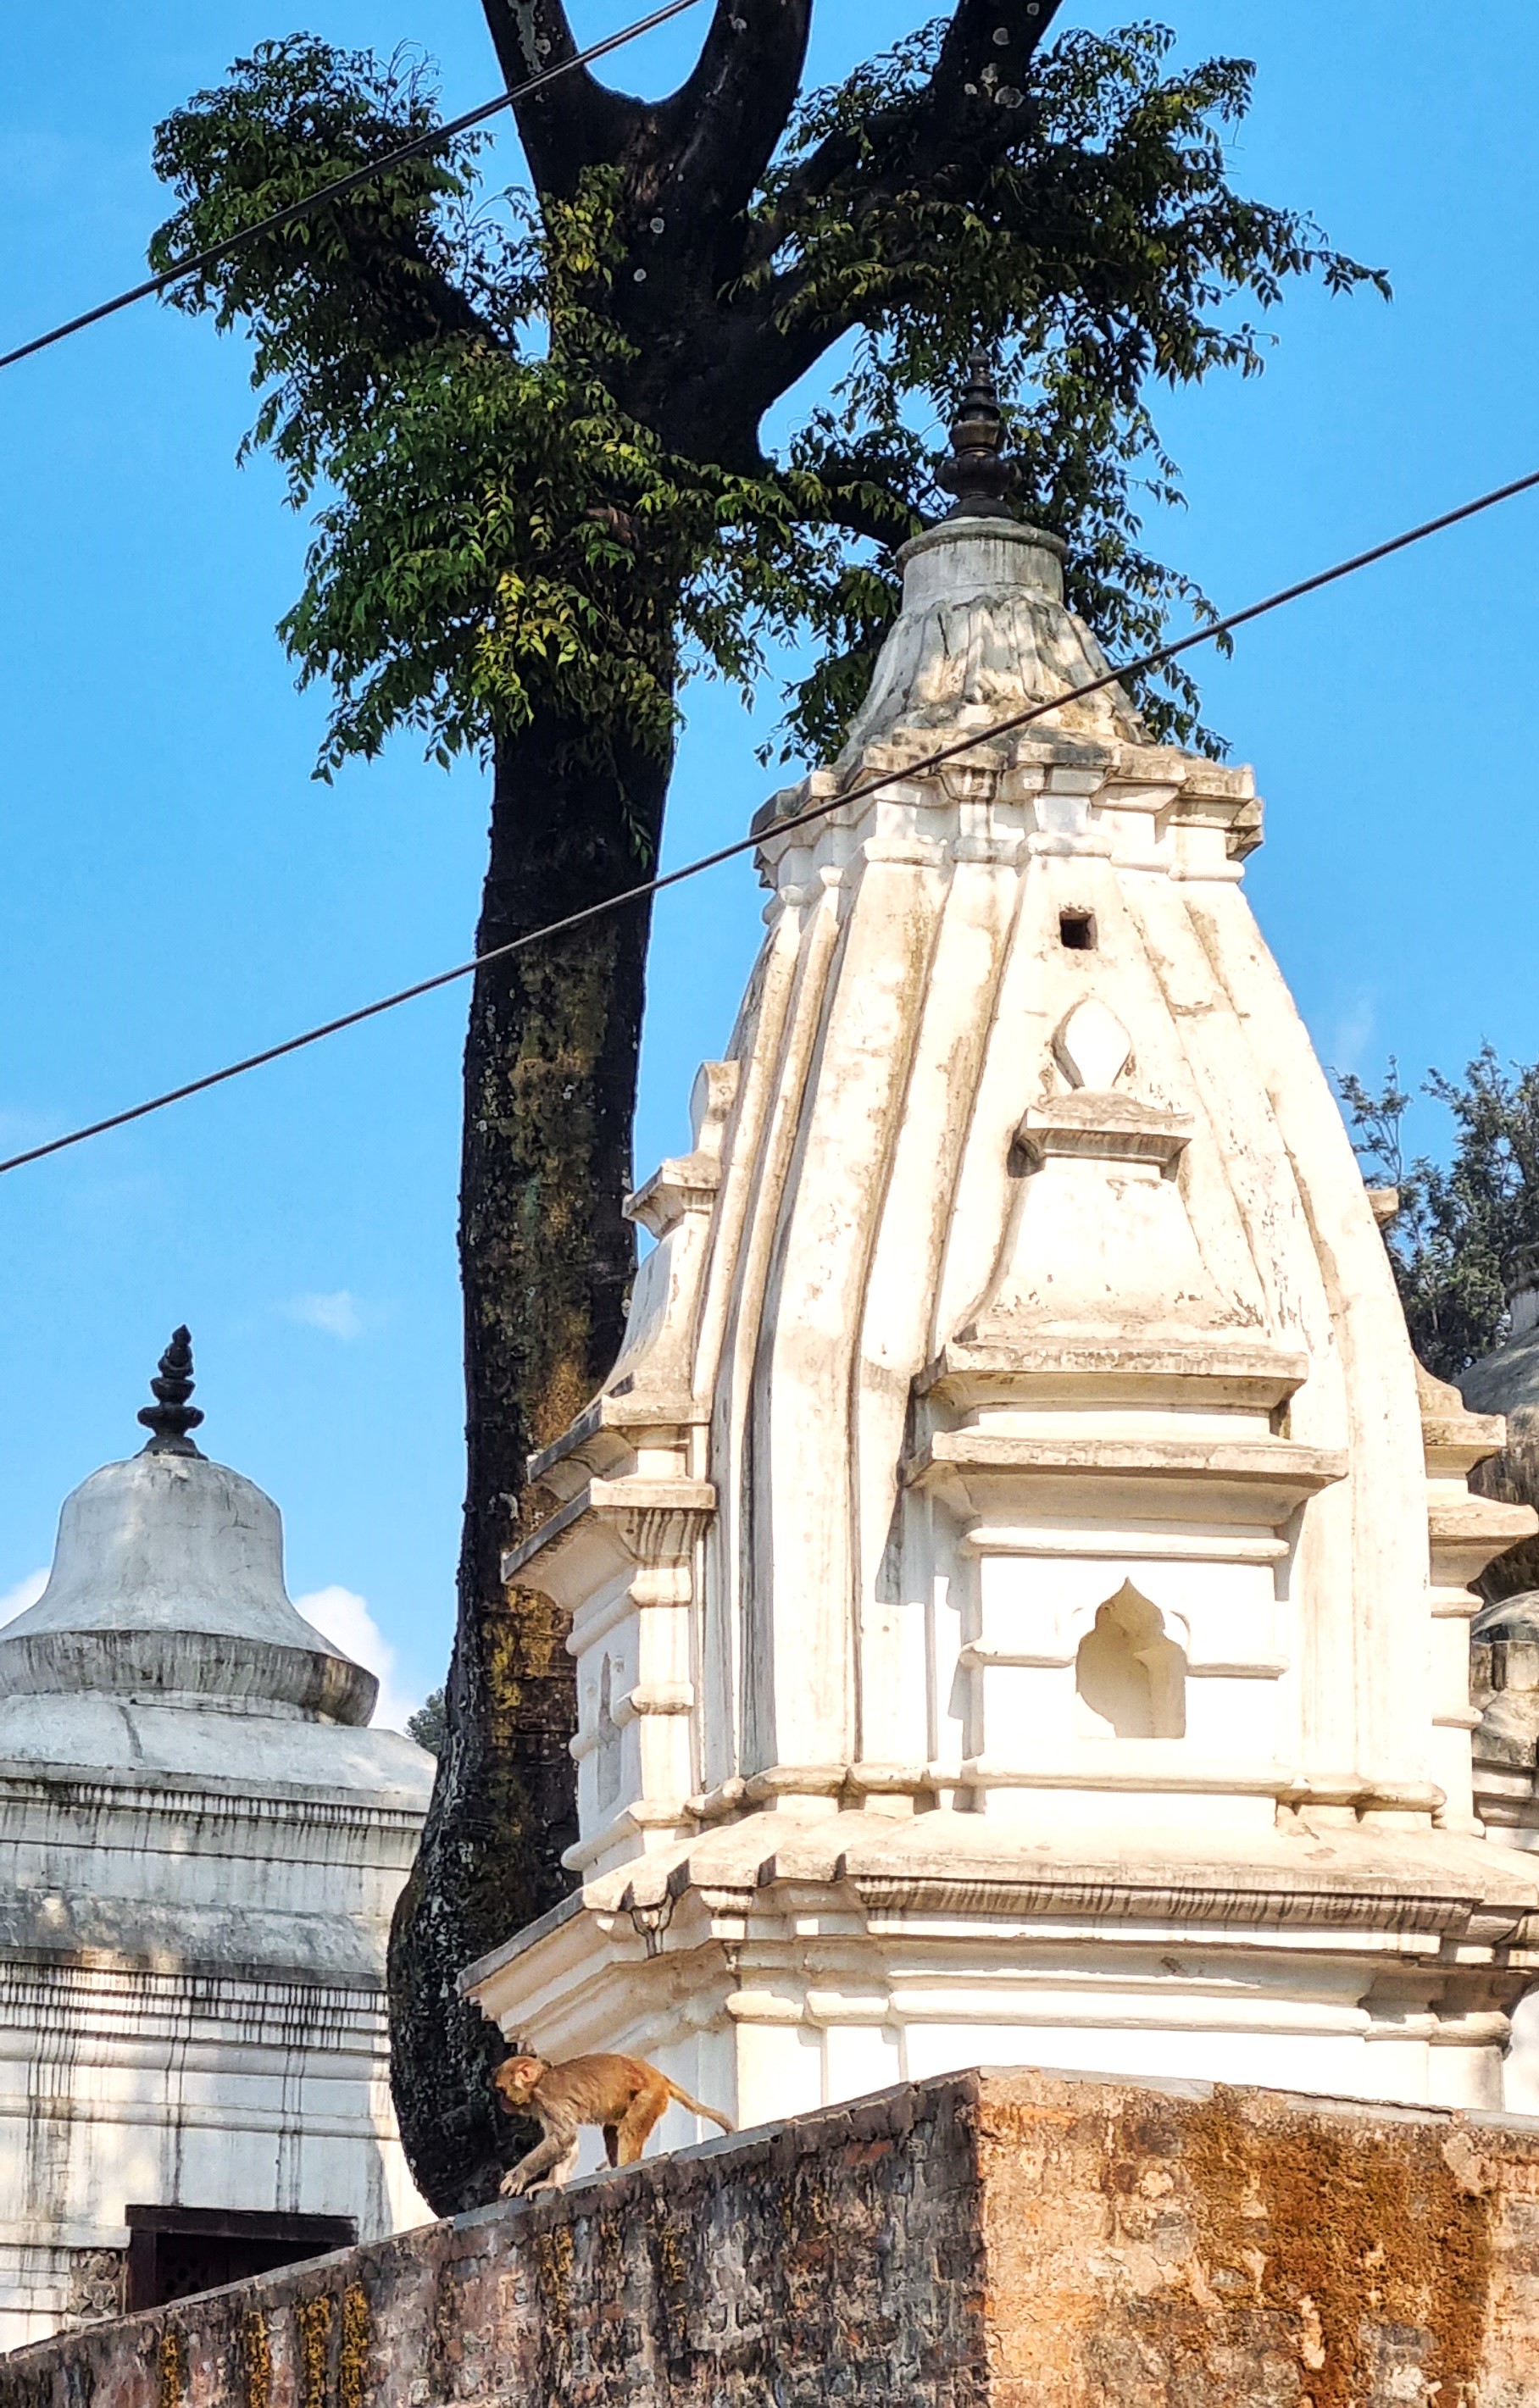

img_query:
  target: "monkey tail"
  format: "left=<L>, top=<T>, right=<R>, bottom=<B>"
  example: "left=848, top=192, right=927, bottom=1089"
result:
left=664, top=2079, right=735, bottom=2134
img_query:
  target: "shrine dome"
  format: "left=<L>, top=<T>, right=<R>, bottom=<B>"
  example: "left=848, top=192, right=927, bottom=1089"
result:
left=0, top=1327, right=431, bottom=1799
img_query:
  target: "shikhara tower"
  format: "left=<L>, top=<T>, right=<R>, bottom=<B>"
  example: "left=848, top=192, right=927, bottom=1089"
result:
left=464, top=369, right=1539, bottom=2140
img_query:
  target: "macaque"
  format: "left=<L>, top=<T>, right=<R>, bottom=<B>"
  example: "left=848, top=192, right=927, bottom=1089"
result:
left=492, top=2050, right=734, bottom=2196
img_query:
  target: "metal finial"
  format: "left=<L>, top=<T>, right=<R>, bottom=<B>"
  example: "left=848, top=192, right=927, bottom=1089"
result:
left=936, top=350, right=1020, bottom=521
left=136, top=1326, right=206, bottom=1457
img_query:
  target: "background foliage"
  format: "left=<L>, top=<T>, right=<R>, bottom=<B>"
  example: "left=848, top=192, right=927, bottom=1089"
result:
left=1339, top=1051, right=1539, bottom=1379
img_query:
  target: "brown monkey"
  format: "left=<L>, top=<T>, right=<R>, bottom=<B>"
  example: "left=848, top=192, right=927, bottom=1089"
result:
left=492, top=2051, right=733, bottom=2195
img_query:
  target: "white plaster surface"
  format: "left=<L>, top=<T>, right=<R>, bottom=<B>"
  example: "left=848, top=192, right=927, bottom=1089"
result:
left=465, top=513, right=1539, bottom=2140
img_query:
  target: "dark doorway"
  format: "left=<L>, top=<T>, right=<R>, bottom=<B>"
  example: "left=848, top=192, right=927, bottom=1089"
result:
left=125, top=2206, right=358, bottom=2310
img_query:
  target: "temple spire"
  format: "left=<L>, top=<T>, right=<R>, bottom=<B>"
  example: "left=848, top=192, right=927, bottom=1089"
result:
left=936, top=350, right=1020, bottom=521
left=136, top=1325, right=206, bottom=1457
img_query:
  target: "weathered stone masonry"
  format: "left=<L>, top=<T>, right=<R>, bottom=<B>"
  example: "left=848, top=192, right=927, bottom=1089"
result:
left=10, top=2067, right=1539, bottom=2408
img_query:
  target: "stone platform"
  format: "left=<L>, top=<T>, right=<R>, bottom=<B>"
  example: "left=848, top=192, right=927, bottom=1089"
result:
left=8, top=2066, right=1539, bottom=2408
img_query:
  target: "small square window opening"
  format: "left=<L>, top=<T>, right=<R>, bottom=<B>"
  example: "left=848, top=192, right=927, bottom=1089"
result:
left=1059, top=911, right=1096, bottom=952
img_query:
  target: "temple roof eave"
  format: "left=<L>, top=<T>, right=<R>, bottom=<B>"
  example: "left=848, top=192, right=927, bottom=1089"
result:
left=748, top=729, right=1261, bottom=881
left=458, top=1805, right=1539, bottom=2027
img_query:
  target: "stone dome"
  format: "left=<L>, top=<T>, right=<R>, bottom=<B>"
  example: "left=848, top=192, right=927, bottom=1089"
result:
left=838, top=517, right=1144, bottom=763
left=0, top=1333, right=434, bottom=1801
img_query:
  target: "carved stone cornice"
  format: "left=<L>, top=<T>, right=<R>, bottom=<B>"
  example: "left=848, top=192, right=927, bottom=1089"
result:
left=844, top=1872, right=1515, bottom=1944
left=902, top=1430, right=1346, bottom=1529
left=1014, top=1091, right=1193, bottom=1173
left=503, top=1477, right=716, bottom=1613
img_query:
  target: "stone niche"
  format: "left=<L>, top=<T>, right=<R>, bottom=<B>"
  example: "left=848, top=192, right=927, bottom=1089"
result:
left=9, top=2068, right=1539, bottom=2408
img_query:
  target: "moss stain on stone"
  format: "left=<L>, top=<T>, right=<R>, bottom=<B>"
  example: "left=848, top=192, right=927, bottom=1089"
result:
left=532, top=2218, right=575, bottom=2390
left=237, top=2313, right=270, bottom=2408
left=656, top=2214, right=690, bottom=2349
left=532, top=2221, right=574, bottom=2313
left=294, top=2298, right=332, bottom=2408
left=7, top=2072, right=1530, bottom=2408
left=157, top=2329, right=185, bottom=2408
left=337, top=2289, right=369, bottom=2408
left=1181, top=2089, right=1494, bottom=2408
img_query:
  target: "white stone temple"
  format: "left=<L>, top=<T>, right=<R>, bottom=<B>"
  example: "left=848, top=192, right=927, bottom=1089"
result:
left=0, top=1333, right=435, bottom=2350
left=463, top=369, right=1539, bottom=2147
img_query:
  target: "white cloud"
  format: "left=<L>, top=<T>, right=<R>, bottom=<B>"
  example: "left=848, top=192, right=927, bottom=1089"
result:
left=286, top=1290, right=364, bottom=1342
left=293, top=1584, right=421, bottom=1734
left=1325, top=991, right=1378, bottom=1080
left=0, top=1568, right=47, bottom=1627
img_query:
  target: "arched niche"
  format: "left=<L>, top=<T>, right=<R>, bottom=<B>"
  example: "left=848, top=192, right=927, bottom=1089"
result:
left=1074, top=1582, right=1186, bottom=1739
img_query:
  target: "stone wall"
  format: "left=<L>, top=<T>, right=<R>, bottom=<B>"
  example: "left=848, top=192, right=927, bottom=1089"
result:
left=8, top=2067, right=1539, bottom=2408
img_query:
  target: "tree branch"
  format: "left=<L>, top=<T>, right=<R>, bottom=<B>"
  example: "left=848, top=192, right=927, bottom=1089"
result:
left=481, top=0, right=647, bottom=199
left=811, top=474, right=920, bottom=552
left=711, top=247, right=942, bottom=441
left=482, top=0, right=808, bottom=337
left=639, top=2, right=812, bottom=229
left=758, top=0, right=1067, bottom=253
left=342, top=227, right=497, bottom=355
left=922, top=0, right=1068, bottom=161
left=721, top=0, right=1070, bottom=427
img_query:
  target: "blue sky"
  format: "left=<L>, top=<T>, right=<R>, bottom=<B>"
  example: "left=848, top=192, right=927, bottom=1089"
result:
left=1, top=1, right=1535, bottom=1719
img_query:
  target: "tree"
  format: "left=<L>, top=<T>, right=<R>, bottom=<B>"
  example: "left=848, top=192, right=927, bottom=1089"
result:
left=1339, top=1051, right=1539, bottom=1381
left=150, top=1, right=1385, bottom=2211
left=405, top=1687, right=447, bottom=1755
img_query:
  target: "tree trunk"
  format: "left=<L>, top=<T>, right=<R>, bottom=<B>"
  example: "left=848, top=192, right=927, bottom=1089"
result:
left=387, top=707, right=669, bottom=2215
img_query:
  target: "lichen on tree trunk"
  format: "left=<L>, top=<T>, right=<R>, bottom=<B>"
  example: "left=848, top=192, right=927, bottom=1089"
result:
left=388, top=711, right=668, bottom=2214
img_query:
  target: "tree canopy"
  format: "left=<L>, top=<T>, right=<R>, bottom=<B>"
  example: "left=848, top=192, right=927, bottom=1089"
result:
left=404, top=1687, right=447, bottom=1755
left=151, top=14, right=1386, bottom=787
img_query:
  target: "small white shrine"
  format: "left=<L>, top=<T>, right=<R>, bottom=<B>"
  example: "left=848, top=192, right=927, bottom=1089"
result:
left=0, top=1334, right=435, bottom=2350
left=463, top=369, right=1539, bottom=2141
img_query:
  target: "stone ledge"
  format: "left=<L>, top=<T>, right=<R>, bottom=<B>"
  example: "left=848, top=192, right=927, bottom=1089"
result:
left=12, top=2066, right=1539, bottom=2408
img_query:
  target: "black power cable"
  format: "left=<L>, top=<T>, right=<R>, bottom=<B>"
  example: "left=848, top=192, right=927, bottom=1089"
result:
left=3, top=460, right=1536, bottom=1181
left=0, top=0, right=705, bottom=375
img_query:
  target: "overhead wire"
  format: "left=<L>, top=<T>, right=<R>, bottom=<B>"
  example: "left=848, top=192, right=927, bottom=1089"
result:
left=0, top=0, right=706, bottom=375
left=3, top=457, right=1537, bottom=1180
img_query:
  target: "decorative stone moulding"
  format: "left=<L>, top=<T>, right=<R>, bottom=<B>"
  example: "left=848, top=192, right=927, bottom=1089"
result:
left=468, top=488, right=1539, bottom=2135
